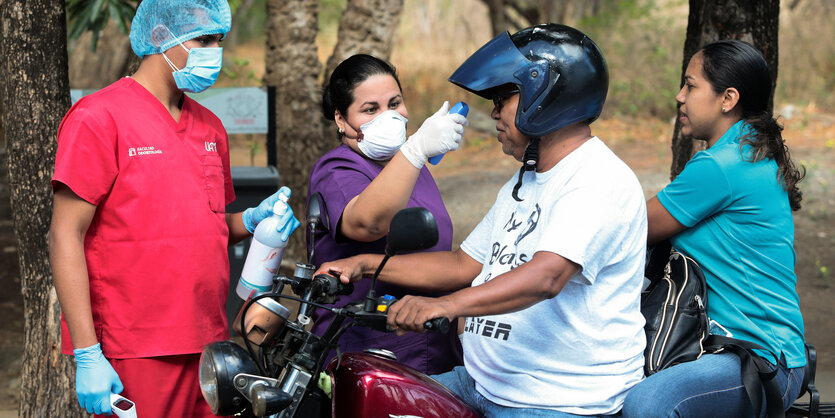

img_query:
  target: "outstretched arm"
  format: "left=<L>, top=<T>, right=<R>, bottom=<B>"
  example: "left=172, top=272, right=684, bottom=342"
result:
left=317, top=247, right=482, bottom=293
left=387, top=251, right=580, bottom=334
left=341, top=102, right=467, bottom=242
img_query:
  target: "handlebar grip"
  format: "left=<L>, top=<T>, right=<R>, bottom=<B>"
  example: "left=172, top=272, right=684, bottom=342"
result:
left=313, top=273, right=354, bottom=296
left=423, top=317, right=450, bottom=334
left=338, top=282, right=354, bottom=296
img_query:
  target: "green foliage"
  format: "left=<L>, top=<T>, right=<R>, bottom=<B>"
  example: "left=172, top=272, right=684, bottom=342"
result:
left=66, top=0, right=137, bottom=51
left=67, top=0, right=249, bottom=52
left=575, top=0, right=686, bottom=118
left=219, top=56, right=260, bottom=86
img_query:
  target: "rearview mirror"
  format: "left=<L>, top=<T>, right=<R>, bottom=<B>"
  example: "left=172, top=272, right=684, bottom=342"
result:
left=305, top=192, right=329, bottom=234
left=305, top=192, right=329, bottom=263
left=386, top=207, right=438, bottom=256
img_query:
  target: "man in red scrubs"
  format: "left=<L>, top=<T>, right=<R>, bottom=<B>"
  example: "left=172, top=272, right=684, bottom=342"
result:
left=49, top=0, right=299, bottom=416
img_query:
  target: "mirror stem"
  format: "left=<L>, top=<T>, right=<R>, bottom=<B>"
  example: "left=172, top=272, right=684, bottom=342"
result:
left=307, top=222, right=316, bottom=264
left=364, top=255, right=391, bottom=312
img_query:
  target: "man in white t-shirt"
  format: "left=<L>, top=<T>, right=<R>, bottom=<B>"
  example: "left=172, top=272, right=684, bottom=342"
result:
left=318, top=24, right=647, bottom=417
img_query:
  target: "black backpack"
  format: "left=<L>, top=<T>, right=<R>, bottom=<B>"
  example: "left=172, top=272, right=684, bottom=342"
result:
left=642, top=241, right=710, bottom=375
left=642, top=240, right=785, bottom=418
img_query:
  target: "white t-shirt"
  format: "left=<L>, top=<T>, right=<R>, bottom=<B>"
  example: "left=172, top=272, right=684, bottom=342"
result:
left=459, top=138, right=647, bottom=415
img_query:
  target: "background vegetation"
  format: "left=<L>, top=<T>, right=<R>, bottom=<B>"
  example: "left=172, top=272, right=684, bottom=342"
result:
left=211, top=0, right=833, bottom=123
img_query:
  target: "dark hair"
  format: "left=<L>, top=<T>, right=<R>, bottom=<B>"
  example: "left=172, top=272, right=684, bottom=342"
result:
left=321, top=54, right=402, bottom=122
left=699, top=40, right=805, bottom=211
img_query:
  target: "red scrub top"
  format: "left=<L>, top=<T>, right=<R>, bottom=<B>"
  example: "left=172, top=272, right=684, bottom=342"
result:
left=53, top=77, right=235, bottom=358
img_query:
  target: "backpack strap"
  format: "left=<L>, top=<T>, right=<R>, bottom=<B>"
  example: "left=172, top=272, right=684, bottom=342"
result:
left=707, top=335, right=784, bottom=418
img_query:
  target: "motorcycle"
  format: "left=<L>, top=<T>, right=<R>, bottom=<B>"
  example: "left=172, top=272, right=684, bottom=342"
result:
left=198, top=193, right=479, bottom=418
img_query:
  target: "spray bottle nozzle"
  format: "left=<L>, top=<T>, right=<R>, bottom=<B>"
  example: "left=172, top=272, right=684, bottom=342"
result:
left=274, top=193, right=289, bottom=215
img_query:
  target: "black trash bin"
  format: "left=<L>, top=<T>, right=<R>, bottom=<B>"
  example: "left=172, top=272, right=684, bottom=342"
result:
left=225, top=165, right=280, bottom=332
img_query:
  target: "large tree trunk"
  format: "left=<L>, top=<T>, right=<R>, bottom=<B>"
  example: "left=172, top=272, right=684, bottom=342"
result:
left=0, top=0, right=81, bottom=417
left=265, top=0, right=404, bottom=262
left=323, top=0, right=404, bottom=84
left=322, top=0, right=403, bottom=141
left=670, top=0, right=780, bottom=178
left=264, top=0, right=326, bottom=261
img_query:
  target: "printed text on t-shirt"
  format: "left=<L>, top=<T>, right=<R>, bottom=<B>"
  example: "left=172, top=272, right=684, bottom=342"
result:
left=465, top=317, right=512, bottom=341
left=128, top=146, right=162, bottom=157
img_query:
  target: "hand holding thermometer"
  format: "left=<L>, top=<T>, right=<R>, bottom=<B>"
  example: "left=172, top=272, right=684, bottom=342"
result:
left=428, top=101, right=468, bottom=165
left=110, top=393, right=137, bottom=418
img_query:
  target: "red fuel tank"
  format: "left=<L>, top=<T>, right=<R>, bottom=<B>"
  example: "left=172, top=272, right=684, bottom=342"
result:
left=327, top=351, right=479, bottom=418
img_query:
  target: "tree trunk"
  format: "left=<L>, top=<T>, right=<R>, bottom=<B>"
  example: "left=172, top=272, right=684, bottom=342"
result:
left=264, top=0, right=405, bottom=262
left=481, top=0, right=603, bottom=35
left=323, top=0, right=404, bottom=84
left=264, top=0, right=326, bottom=262
left=0, top=0, right=81, bottom=416
left=484, top=0, right=507, bottom=35
left=322, top=0, right=403, bottom=142
left=68, top=17, right=134, bottom=89
left=670, top=0, right=780, bottom=178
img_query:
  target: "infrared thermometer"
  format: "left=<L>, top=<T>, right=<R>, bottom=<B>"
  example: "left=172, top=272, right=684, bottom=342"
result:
left=110, top=393, right=137, bottom=418
left=428, top=101, right=469, bottom=165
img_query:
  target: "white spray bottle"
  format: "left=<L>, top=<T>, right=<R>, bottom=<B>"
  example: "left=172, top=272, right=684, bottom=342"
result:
left=236, top=193, right=290, bottom=300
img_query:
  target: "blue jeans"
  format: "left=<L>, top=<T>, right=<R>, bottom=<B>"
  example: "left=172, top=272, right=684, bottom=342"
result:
left=622, top=352, right=804, bottom=418
left=432, top=366, right=622, bottom=418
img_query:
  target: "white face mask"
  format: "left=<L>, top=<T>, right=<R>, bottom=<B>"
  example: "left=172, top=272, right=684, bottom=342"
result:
left=355, top=110, right=408, bottom=161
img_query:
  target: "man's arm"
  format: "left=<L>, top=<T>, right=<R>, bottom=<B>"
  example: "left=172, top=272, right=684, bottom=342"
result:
left=50, top=183, right=99, bottom=349
left=317, top=248, right=483, bottom=293
left=52, top=182, right=127, bottom=415
left=387, top=251, right=580, bottom=333
left=646, top=196, right=686, bottom=245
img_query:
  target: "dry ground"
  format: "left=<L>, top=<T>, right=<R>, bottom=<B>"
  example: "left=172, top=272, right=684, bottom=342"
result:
left=0, top=110, right=832, bottom=412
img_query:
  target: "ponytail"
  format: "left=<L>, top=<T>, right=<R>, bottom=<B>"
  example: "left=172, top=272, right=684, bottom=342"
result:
left=739, top=113, right=805, bottom=211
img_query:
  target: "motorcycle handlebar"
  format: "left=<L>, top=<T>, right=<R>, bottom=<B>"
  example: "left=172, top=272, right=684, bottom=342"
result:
left=423, top=317, right=450, bottom=334
left=312, top=274, right=354, bottom=296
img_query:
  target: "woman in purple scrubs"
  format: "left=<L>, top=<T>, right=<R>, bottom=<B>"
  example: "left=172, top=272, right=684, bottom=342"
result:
left=307, top=54, right=467, bottom=374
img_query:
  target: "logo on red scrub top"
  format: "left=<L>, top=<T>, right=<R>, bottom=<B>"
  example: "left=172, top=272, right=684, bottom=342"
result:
left=205, top=142, right=217, bottom=152
left=128, top=146, right=162, bottom=157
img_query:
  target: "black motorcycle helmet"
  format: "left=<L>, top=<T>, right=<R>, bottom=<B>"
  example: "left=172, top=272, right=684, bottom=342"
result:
left=449, top=24, right=609, bottom=138
left=449, top=24, right=608, bottom=200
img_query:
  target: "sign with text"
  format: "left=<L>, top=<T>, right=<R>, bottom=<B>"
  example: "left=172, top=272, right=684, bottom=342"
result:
left=70, top=86, right=269, bottom=134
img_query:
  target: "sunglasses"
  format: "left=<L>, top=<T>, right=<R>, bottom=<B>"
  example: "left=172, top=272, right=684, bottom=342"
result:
left=491, top=89, right=520, bottom=110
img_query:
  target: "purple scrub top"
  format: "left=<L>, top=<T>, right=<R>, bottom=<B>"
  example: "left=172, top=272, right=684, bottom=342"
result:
left=307, top=144, right=462, bottom=375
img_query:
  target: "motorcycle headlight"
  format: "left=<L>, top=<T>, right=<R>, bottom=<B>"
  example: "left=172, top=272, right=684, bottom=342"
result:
left=199, top=341, right=260, bottom=415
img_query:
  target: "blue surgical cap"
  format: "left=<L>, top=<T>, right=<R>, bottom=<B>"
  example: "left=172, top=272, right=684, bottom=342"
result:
left=129, top=0, right=232, bottom=58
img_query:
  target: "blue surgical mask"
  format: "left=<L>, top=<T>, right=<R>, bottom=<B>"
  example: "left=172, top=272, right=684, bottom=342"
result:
left=162, top=44, right=223, bottom=93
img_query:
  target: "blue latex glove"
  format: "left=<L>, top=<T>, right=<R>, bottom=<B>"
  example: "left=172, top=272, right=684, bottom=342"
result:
left=275, top=205, right=301, bottom=242
left=73, top=343, right=123, bottom=415
left=242, top=186, right=301, bottom=240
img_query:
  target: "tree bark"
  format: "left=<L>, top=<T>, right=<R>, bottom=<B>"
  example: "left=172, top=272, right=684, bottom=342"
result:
left=670, top=0, right=780, bottom=178
left=264, top=0, right=405, bottom=262
left=0, top=0, right=81, bottom=416
left=323, top=0, right=404, bottom=84
left=264, top=0, right=326, bottom=261
left=484, top=0, right=507, bottom=35
left=482, top=0, right=602, bottom=35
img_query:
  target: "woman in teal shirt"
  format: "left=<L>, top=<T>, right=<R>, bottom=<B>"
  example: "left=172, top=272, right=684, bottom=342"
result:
left=623, top=40, right=806, bottom=417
